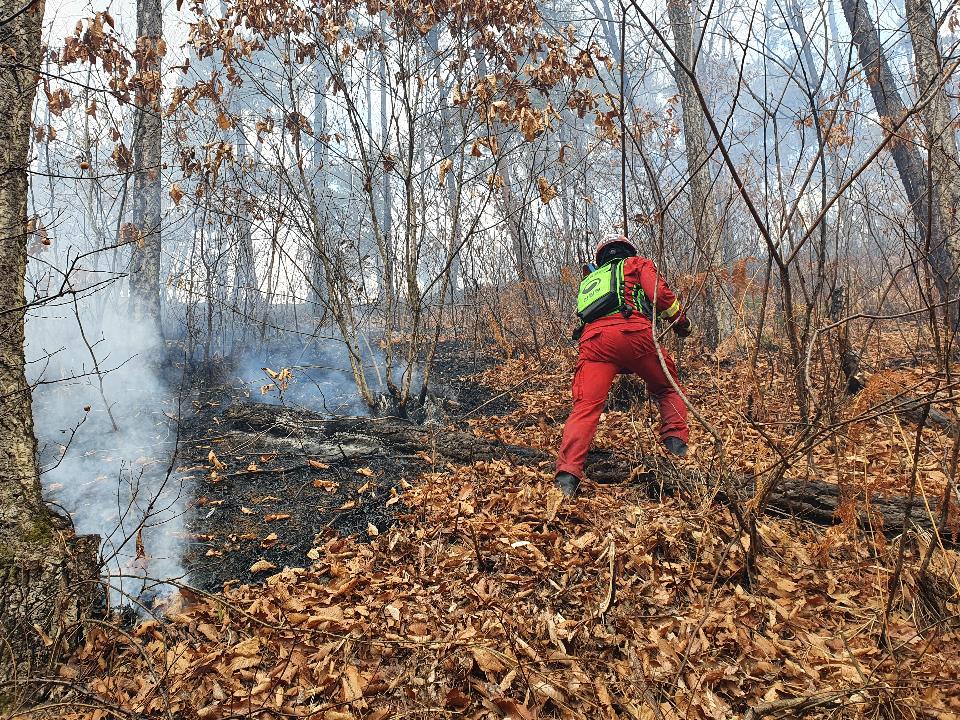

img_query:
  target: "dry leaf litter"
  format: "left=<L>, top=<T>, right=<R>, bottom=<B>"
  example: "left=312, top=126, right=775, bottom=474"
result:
left=27, top=347, right=960, bottom=719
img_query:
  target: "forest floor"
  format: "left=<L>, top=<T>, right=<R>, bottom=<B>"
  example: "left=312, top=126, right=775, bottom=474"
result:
left=177, top=340, right=514, bottom=591
left=20, top=335, right=960, bottom=719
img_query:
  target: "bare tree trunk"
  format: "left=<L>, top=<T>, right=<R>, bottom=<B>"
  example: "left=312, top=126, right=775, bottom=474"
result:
left=320, top=50, right=394, bottom=409
left=0, top=0, right=101, bottom=682
left=498, top=153, right=535, bottom=282
left=234, top=119, right=259, bottom=331
left=786, top=0, right=835, bottom=355
left=128, top=0, right=164, bottom=338
left=307, top=62, right=329, bottom=316
left=377, top=16, right=401, bottom=405
left=905, top=0, right=960, bottom=320
left=378, top=15, right=394, bottom=288
left=426, top=26, right=465, bottom=300
left=221, top=0, right=258, bottom=339
left=840, top=0, right=955, bottom=301
left=667, top=0, right=721, bottom=349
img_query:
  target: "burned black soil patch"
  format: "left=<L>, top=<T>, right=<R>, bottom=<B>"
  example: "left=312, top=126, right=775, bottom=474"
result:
left=169, top=340, right=525, bottom=592
left=453, top=379, right=519, bottom=420
left=181, top=407, right=405, bottom=591
left=179, top=401, right=546, bottom=591
left=421, top=341, right=519, bottom=421
left=168, top=337, right=517, bottom=425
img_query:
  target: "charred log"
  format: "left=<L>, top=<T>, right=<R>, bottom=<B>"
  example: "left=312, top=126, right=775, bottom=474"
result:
left=841, top=348, right=865, bottom=395
left=892, top=398, right=957, bottom=435
left=220, top=402, right=544, bottom=466
left=829, top=287, right=864, bottom=395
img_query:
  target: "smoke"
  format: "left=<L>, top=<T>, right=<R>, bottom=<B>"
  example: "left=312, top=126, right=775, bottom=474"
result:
left=26, top=279, right=435, bottom=607
left=234, top=331, right=423, bottom=416
left=235, top=338, right=369, bottom=414
left=27, top=289, right=189, bottom=606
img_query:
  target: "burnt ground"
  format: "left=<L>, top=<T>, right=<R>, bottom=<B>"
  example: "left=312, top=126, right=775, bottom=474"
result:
left=177, top=341, right=521, bottom=592
left=426, top=341, right=520, bottom=422
left=179, top=407, right=417, bottom=592
left=144, top=336, right=953, bottom=599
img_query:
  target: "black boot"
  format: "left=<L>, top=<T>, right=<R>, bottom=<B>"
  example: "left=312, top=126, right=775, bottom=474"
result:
left=663, top=436, right=688, bottom=457
left=555, top=471, right=580, bottom=497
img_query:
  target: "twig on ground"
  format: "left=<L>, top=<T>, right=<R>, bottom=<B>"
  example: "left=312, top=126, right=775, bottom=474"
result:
left=743, top=690, right=851, bottom=720
left=598, top=536, right=616, bottom=616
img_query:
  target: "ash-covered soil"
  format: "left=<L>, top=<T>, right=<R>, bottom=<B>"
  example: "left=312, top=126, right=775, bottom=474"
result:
left=179, top=407, right=414, bottom=592
left=422, top=341, right=520, bottom=421
left=177, top=341, right=522, bottom=592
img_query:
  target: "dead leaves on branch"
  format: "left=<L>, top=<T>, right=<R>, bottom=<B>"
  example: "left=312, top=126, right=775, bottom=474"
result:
left=260, top=366, right=293, bottom=395
left=537, top=177, right=558, bottom=203
left=169, top=182, right=185, bottom=205
left=180, top=0, right=610, bottom=160
left=110, top=142, right=133, bottom=171
left=437, top=157, right=453, bottom=186
left=50, top=0, right=615, bottom=220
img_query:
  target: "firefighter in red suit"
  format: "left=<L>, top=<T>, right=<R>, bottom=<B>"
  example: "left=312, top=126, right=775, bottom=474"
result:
left=555, top=235, right=692, bottom=496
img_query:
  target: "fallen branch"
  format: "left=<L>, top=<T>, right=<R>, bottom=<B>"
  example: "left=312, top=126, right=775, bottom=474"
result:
left=597, top=537, right=616, bottom=616
left=581, top=451, right=954, bottom=545
left=743, top=689, right=852, bottom=720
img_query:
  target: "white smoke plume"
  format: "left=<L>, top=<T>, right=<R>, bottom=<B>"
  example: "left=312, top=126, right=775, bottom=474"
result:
left=27, top=288, right=189, bottom=606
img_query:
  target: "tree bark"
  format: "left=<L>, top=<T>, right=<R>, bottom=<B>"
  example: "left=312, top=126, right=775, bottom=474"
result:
left=840, top=0, right=956, bottom=302
left=905, top=0, right=960, bottom=320
left=128, top=0, right=164, bottom=338
left=426, top=28, right=465, bottom=301
left=0, top=0, right=101, bottom=683
left=667, top=0, right=722, bottom=349
left=308, top=63, right=329, bottom=315
left=234, top=122, right=259, bottom=331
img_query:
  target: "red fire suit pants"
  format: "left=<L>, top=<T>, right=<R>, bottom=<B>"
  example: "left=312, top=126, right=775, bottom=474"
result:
left=556, top=324, right=689, bottom=479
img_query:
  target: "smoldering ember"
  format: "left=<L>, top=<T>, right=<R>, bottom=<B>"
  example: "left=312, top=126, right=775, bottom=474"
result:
left=2, top=0, right=960, bottom=716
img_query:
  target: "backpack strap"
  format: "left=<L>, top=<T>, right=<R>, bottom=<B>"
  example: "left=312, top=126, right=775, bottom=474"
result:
left=616, top=260, right=633, bottom=319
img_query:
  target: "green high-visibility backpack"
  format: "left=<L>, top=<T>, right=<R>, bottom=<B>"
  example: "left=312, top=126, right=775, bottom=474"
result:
left=576, top=259, right=656, bottom=326
left=576, top=259, right=628, bottom=323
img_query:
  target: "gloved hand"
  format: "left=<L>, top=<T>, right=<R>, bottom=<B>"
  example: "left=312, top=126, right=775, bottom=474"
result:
left=672, top=313, right=693, bottom=338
